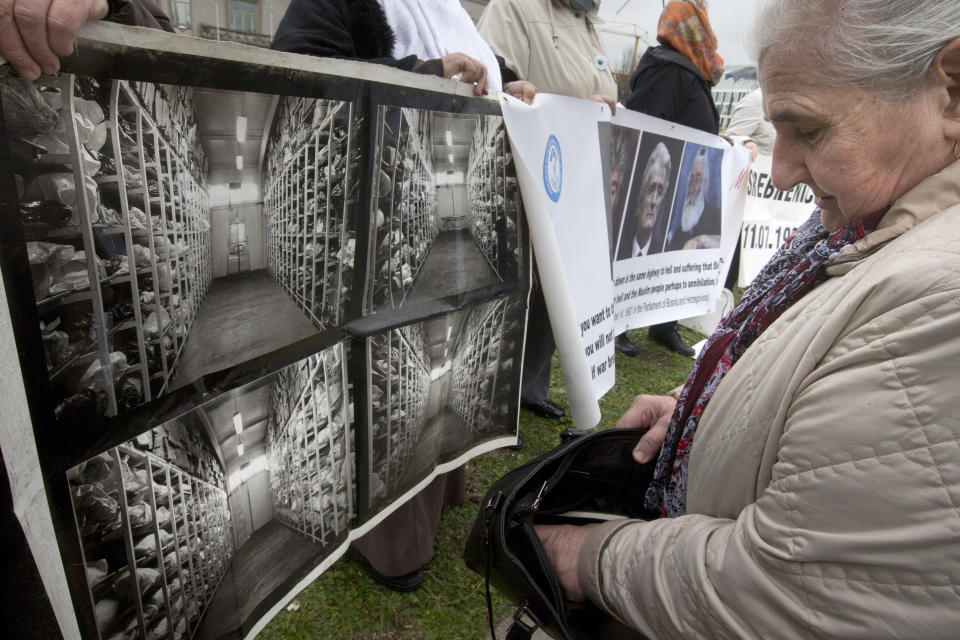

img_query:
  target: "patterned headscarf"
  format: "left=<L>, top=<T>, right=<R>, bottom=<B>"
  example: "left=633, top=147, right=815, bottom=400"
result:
left=645, top=208, right=887, bottom=517
left=657, top=0, right=725, bottom=86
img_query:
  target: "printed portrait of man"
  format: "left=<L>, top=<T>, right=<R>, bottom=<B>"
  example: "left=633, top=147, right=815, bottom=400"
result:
left=615, top=140, right=677, bottom=260
left=665, top=145, right=723, bottom=251
left=600, top=124, right=640, bottom=265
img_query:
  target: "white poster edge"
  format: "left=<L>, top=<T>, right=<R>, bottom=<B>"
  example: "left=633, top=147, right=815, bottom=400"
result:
left=500, top=94, right=606, bottom=428
left=0, top=267, right=83, bottom=640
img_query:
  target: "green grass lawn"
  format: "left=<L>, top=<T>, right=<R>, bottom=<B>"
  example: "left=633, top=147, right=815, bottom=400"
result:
left=258, top=326, right=700, bottom=640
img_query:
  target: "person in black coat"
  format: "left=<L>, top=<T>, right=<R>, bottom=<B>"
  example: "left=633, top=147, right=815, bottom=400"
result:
left=617, top=0, right=724, bottom=358
left=626, top=43, right=720, bottom=136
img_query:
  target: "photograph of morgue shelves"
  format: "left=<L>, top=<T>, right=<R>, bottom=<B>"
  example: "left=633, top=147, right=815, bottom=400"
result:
left=0, top=28, right=529, bottom=640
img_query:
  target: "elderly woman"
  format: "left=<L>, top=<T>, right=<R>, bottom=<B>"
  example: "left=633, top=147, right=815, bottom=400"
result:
left=537, top=0, right=960, bottom=636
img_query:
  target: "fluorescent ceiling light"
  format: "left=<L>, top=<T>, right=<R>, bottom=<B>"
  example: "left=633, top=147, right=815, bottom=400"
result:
left=233, top=411, right=243, bottom=434
left=236, top=154, right=244, bottom=170
left=447, top=153, right=454, bottom=164
left=237, top=442, right=245, bottom=457
left=445, top=129, right=453, bottom=146
left=236, top=115, right=247, bottom=143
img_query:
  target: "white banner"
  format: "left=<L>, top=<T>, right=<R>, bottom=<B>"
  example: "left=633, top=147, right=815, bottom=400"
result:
left=608, top=110, right=748, bottom=333
left=501, top=94, right=614, bottom=428
left=738, top=154, right=817, bottom=286
left=501, top=94, right=749, bottom=428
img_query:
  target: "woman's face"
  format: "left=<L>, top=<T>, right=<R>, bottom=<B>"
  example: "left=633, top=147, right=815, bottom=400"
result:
left=761, top=57, right=949, bottom=231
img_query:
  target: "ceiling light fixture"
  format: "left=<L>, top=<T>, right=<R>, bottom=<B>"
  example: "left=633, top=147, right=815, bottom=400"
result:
left=445, top=129, right=453, bottom=146
left=236, top=114, right=248, bottom=143
left=447, top=152, right=454, bottom=164
left=236, top=154, right=244, bottom=170
left=233, top=410, right=243, bottom=435
left=237, top=442, right=245, bottom=457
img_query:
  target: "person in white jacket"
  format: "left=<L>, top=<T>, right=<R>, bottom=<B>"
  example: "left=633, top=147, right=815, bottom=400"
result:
left=724, top=87, right=776, bottom=161
left=537, top=0, right=960, bottom=637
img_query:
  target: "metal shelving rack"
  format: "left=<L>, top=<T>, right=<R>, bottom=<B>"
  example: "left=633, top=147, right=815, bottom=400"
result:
left=465, top=117, right=522, bottom=282
left=109, top=80, right=212, bottom=397
left=266, top=343, right=354, bottom=546
left=368, top=107, right=438, bottom=309
left=449, top=298, right=509, bottom=434
left=366, top=324, right=431, bottom=499
left=66, top=443, right=231, bottom=640
left=16, top=73, right=211, bottom=421
left=263, top=97, right=357, bottom=330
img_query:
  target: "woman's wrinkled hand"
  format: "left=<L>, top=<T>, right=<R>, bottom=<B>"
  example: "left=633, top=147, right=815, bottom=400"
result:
left=586, top=93, right=617, bottom=115
left=441, top=52, right=489, bottom=96
left=534, top=523, right=593, bottom=603
left=504, top=80, right=536, bottom=104
left=616, top=394, right=677, bottom=463
left=0, top=0, right=109, bottom=80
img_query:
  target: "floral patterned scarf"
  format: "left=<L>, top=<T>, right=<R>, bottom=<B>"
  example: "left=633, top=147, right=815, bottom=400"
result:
left=657, top=0, right=725, bottom=86
left=645, top=208, right=886, bottom=517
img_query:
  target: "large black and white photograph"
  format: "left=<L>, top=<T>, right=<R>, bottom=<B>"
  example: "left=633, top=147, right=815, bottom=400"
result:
left=1, top=72, right=362, bottom=429
left=614, top=132, right=684, bottom=261
left=363, top=293, right=525, bottom=514
left=62, top=342, right=353, bottom=640
left=0, top=21, right=537, bottom=640
left=366, top=107, right=525, bottom=313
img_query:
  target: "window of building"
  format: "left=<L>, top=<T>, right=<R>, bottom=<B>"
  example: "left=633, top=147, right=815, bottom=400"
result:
left=170, top=0, right=191, bottom=27
left=230, top=0, right=258, bottom=33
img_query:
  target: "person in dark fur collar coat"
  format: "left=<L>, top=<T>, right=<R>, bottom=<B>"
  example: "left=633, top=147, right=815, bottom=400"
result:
left=272, top=0, right=537, bottom=102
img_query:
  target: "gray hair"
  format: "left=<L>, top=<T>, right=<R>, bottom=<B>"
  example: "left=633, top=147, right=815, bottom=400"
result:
left=642, top=142, right=672, bottom=189
left=752, top=0, right=960, bottom=98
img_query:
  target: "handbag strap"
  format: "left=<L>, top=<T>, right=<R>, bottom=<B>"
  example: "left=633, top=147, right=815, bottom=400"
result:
left=485, top=491, right=503, bottom=640
left=485, top=537, right=498, bottom=640
left=483, top=491, right=545, bottom=640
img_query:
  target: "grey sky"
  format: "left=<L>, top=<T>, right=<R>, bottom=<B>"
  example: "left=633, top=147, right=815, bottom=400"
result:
left=597, top=0, right=763, bottom=69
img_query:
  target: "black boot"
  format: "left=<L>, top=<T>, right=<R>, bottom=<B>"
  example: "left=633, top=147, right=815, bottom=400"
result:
left=648, top=322, right=694, bottom=357
left=346, top=547, right=424, bottom=592
left=615, top=333, right=641, bottom=356
left=521, top=398, right=565, bottom=419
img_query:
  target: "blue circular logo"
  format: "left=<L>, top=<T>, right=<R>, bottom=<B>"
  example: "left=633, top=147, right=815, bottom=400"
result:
left=543, top=135, right=562, bottom=203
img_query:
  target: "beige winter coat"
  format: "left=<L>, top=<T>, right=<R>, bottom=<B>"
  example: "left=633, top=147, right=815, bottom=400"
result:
left=723, top=88, right=776, bottom=156
left=477, top=0, right=618, bottom=99
left=579, top=159, right=960, bottom=638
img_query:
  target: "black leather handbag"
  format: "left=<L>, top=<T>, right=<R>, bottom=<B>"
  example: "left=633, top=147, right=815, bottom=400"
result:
left=464, top=428, right=659, bottom=640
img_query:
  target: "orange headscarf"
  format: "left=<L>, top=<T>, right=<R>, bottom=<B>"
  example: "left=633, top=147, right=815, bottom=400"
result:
left=657, top=0, right=725, bottom=86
